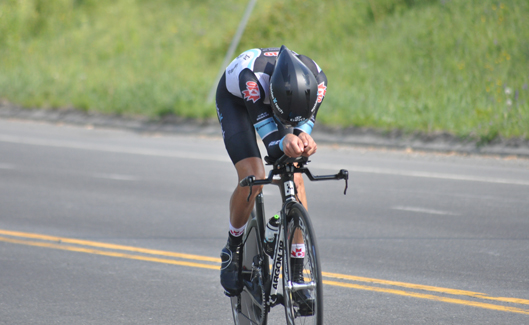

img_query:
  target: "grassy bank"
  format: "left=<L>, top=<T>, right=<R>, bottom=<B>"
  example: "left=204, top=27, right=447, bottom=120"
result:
left=0, top=0, right=528, bottom=140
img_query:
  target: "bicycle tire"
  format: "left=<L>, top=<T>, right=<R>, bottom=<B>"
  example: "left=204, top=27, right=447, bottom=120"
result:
left=282, top=202, right=323, bottom=325
left=230, top=213, right=268, bottom=325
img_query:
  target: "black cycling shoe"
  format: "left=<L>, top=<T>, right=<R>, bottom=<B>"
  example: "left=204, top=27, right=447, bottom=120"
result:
left=291, top=258, right=315, bottom=316
left=220, top=239, right=242, bottom=297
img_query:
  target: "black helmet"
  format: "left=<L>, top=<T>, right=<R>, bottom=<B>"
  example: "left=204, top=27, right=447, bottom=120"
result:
left=269, top=45, right=318, bottom=126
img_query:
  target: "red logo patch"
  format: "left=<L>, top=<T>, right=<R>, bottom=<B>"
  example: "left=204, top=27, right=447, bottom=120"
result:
left=291, top=248, right=305, bottom=258
left=264, top=52, right=279, bottom=56
left=242, top=81, right=261, bottom=103
left=317, top=82, right=327, bottom=103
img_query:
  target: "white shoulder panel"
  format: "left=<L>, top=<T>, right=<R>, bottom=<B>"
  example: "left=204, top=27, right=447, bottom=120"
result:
left=225, top=49, right=262, bottom=97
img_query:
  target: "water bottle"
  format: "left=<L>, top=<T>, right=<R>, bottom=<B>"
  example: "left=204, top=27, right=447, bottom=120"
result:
left=264, top=214, right=280, bottom=257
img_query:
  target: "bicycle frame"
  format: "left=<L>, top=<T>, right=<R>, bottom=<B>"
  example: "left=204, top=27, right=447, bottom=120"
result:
left=240, top=155, right=349, bottom=309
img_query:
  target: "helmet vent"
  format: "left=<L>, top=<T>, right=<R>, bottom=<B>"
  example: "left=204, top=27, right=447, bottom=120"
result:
left=305, top=89, right=311, bottom=109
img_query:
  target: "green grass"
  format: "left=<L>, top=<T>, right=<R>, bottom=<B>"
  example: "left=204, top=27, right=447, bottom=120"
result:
left=1, top=0, right=528, bottom=140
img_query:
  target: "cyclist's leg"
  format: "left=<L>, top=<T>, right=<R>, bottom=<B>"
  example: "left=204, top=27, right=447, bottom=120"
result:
left=293, top=172, right=307, bottom=244
left=217, top=74, right=265, bottom=296
left=294, top=173, right=308, bottom=209
left=230, top=158, right=265, bottom=228
left=217, top=72, right=266, bottom=228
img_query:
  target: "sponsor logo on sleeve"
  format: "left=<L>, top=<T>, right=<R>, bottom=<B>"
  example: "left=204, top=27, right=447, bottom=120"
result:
left=242, top=81, right=261, bottom=103
left=317, top=82, right=327, bottom=103
left=227, top=63, right=238, bottom=75
left=256, top=112, right=269, bottom=121
left=255, top=119, right=272, bottom=132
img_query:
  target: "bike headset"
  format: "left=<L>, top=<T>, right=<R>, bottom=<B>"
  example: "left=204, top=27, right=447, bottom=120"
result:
left=269, top=45, right=319, bottom=128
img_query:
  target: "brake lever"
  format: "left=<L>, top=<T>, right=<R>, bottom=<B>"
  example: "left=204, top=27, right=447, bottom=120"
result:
left=340, top=169, right=349, bottom=195
left=239, top=176, right=255, bottom=202
left=247, top=185, right=253, bottom=202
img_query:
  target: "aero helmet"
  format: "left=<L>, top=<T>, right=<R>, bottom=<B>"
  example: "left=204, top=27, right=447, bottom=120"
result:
left=269, top=45, right=319, bottom=126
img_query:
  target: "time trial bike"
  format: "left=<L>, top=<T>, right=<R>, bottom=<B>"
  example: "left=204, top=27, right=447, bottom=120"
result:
left=230, top=154, right=348, bottom=325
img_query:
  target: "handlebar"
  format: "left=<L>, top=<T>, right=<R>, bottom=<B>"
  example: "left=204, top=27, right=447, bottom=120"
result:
left=268, top=155, right=309, bottom=166
left=239, top=154, right=349, bottom=199
left=239, top=175, right=256, bottom=188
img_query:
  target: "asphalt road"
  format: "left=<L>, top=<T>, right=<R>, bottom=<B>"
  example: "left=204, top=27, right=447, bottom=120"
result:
left=1, top=118, right=528, bottom=324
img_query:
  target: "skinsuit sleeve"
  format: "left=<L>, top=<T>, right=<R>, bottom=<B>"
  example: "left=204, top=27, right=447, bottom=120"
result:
left=238, top=68, right=284, bottom=159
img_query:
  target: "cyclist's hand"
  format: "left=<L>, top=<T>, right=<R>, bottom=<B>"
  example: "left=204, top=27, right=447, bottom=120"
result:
left=282, top=134, right=305, bottom=157
left=298, top=132, right=317, bottom=157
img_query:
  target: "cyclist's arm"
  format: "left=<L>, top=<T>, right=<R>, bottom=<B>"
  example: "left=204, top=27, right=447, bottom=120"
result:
left=238, top=67, right=324, bottom=158
left=238, top=68, right=284, bottom=159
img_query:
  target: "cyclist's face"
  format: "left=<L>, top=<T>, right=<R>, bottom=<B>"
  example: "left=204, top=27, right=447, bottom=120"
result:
left=273, top=115, right=309, bottom=129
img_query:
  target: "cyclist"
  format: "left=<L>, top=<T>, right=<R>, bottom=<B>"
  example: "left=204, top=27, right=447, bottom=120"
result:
left=216, top=45, right=327, bottom=305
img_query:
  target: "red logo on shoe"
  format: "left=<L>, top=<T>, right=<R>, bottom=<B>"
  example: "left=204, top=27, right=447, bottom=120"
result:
left=242, top=81, right=261, bottom=103
left=317, top=82, right=327, bottom=103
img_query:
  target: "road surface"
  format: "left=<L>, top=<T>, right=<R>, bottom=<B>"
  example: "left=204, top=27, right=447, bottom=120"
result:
left=1, top=119, right=528, bottom=324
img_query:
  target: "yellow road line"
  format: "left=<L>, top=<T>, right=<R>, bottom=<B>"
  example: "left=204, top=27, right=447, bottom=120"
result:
left=323, top=272, right=529, bottom=306
left=2, top=229, right=528, bottom=315
left=0, top=236, right=219, bottom=270
left=323, top=280, right=529, bottom=315
left=0, top=229, right=221, bottom=263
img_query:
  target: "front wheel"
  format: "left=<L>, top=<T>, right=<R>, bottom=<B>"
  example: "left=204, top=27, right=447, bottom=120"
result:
left=282, top=203, right=323, bottom=325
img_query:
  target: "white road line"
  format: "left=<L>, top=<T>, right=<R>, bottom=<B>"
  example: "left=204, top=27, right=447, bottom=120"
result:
left=392, top=206, right=458, bottom=216
left=92, top=173, right=139, bottom=181
left=318, top=163, right=529, bottom=186
left=0, top=163, right=15, bottom=169
left=2, top=134, right=529, bottom=186
left=0, top=134, right=230, bottom=163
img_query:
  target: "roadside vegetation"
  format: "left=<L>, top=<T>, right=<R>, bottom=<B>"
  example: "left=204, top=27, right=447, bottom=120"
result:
left=0, top=0, right=527, bottom=140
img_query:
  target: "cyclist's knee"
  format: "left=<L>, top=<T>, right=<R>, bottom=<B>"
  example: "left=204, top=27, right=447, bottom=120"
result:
left=247, top=184, right=264, bottom=199
left=234, top=157, right=265, bottom=199
left=232, top=182, right=263, bottom=208
left=235, top=157, right=265, bottom=180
